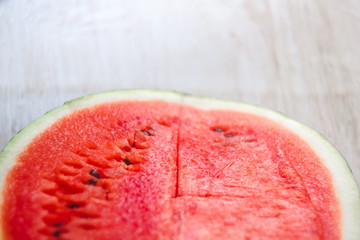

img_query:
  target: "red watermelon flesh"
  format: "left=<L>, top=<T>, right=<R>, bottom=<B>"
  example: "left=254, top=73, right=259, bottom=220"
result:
left=1, top=100, right=340, bottom=240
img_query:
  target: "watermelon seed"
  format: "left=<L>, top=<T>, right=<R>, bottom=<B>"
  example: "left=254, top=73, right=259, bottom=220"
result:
left=243, top=136, right=257, bottom=142
left=86, top=178, right=97, bottom=185
left=54, top=222, right=63, bottom=227
left=53, top=230, right=61, bottom=237
left=225, top=134, right=235, bottom=138
left=68, top=203, right=80, bottom=209
left=212, top=127, right=225, bottom=132
left=89, top=169, right=100, bottom=178
left=141, top=130, right=151, bottom=136
left=123, top=158, right=133, bottom=165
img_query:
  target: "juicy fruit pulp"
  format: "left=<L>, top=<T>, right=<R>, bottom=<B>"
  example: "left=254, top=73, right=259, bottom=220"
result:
left=1, top=100, right=340, bottom=240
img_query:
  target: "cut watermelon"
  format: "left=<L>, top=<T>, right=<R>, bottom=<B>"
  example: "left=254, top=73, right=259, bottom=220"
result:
left=0, top=90, right=359, bottom=240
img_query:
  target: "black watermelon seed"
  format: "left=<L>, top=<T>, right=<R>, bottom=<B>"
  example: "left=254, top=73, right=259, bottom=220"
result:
left=86, top=178, right=97, bottom=185
left=225, top=134, right=235, bottom=138
left=141, top=130, right=151, bottom=136
left=54, top=222, right=63, bottom=227
left=123, top=158, right=133, bottom=166
left=68, top=203, right=80, bottom=209
left=213, top=128, right=225, bottom=132
left=89, top=169, right=100, bottom=178
left=53, top=230, right=61, bottom=237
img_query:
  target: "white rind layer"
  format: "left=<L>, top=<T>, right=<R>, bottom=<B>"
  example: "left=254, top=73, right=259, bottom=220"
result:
left=0, top=89, right=359, bottom=240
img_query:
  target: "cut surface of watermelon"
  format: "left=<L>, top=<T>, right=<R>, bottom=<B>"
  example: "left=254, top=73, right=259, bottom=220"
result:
left=0, top=90, right=359, bottom=240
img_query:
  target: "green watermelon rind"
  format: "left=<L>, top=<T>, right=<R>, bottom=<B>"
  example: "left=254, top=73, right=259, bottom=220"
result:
left=0, top=89, right=359, bottom=240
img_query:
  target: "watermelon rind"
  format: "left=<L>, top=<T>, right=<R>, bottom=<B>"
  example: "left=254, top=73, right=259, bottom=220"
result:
left=0, top=89, right=359, bottom=240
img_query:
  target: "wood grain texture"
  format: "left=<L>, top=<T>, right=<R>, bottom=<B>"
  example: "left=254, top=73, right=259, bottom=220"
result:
left=1, top=0, right=359, bottom=186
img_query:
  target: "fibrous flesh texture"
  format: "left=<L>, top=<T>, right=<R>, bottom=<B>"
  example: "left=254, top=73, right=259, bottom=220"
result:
left=1, top=101, right=340, bottom=240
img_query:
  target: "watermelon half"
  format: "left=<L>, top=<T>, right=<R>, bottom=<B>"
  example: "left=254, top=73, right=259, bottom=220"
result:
left=0, top=90, right=359, bottom=240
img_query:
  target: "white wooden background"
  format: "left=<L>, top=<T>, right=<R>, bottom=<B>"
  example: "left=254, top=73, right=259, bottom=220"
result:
left=1, top=0, right=359, bottom=187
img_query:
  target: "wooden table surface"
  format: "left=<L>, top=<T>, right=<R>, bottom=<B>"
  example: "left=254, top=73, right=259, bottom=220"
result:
left=1, top=0, right=359, bottom=187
